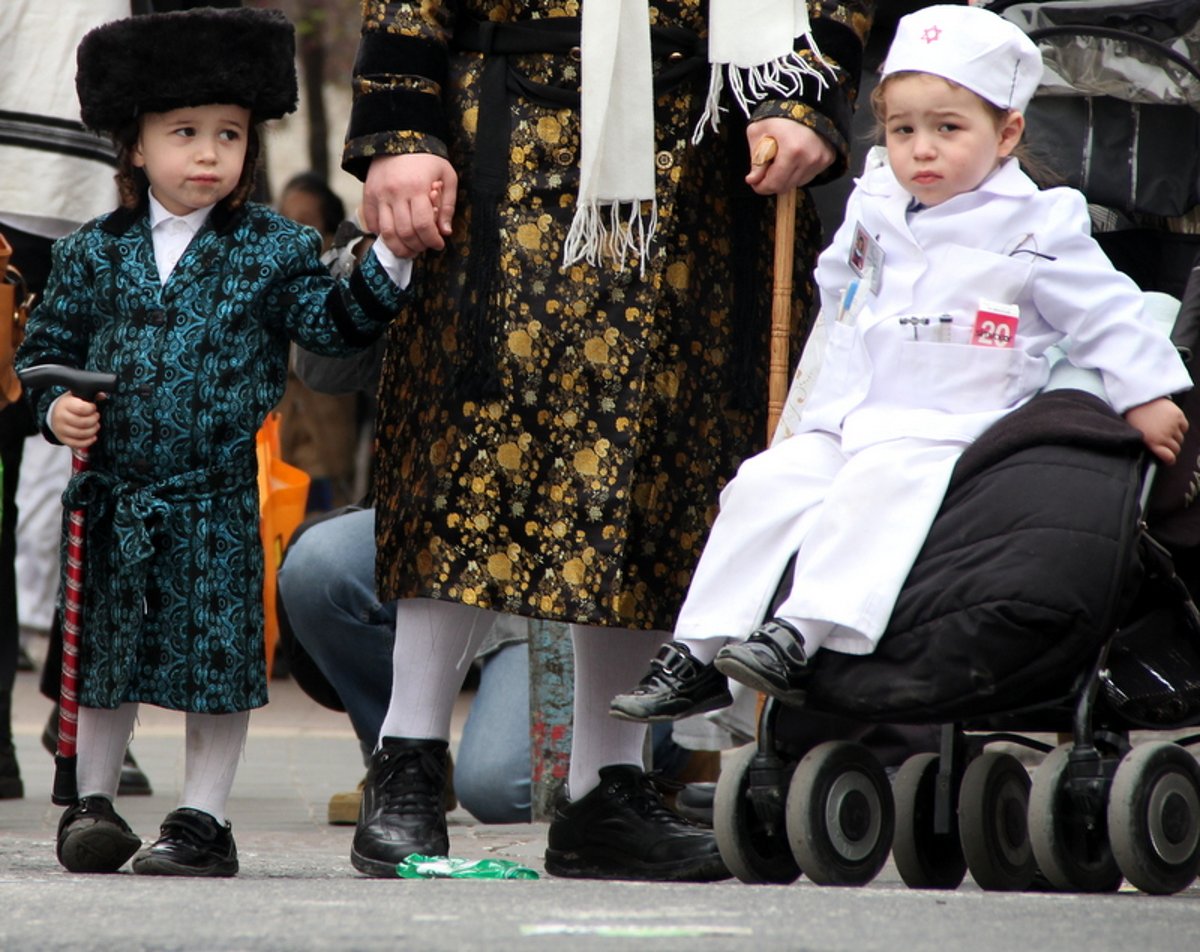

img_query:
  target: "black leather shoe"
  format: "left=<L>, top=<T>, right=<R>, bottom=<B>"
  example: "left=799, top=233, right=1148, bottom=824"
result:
left=609, top=642, right=734, bottom=722
left=0, top=740, right=23, bottom=799
left=545, top=765, right=729, bottom=881
left=351, top=737, right=450, bottom=877
left=1, top=686, right=22, bottom=798
left=57, top=796, right=141, bottom=873
left=675, top=781, right=716, bottom=827
left=714, top=618, right=809, bottom=704
left=118, top=749, right=153, bottom=797
left=42, top=706, right=153, bottom=796
left=132, top=808, right=238, bottom=877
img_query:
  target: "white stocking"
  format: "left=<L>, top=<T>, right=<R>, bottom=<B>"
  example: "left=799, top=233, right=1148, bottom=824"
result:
left=376, top=599, right=496, bottom=744
left=181, top=710, right=249, bottom=824
left=76, top=702, right=139, bottom=801
left=568, top=624, right=666, bottom=799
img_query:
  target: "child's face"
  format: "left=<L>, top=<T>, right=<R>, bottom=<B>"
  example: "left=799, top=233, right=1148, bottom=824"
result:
left=132, top=103, right=251, bottom=216
left=882, top=74, right=1023, bottom=207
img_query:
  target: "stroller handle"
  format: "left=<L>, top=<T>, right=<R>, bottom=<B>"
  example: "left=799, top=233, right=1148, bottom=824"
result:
left=17, top=364, right=118, bottom=400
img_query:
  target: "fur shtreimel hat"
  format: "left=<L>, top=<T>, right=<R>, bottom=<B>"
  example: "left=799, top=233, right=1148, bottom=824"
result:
left=76, top=6, right=298, bottom=134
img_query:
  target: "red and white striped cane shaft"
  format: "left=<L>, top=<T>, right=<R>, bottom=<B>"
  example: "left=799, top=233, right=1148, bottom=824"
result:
left=57, top=449, right=88, bottom=760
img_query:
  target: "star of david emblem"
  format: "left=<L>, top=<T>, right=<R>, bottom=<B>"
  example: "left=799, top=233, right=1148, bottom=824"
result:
left=922, top=25, right=942, bottom=43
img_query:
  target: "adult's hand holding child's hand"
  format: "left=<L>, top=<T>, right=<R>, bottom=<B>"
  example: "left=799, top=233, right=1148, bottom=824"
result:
left=363, top=153, right=458, bottom=259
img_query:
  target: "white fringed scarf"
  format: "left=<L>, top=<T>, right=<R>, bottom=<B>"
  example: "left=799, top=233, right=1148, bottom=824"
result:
left=562, top=0, right=829, bottom=272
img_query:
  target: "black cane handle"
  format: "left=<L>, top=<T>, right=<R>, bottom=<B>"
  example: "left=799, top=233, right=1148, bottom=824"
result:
left=17, top=364, right=118, bottom=400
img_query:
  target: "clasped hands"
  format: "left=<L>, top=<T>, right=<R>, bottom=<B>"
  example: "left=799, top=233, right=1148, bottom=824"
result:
left=362, top=118, right=835, bottom=260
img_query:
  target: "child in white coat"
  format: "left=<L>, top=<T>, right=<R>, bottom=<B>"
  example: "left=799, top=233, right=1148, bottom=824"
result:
left=611, top=4, right=1191, bottom=721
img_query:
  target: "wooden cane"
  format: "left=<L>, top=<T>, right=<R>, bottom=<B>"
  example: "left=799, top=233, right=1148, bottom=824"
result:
left=752, top=136, right=797, bottom=443
left=750, top=137, right=797, bottom=728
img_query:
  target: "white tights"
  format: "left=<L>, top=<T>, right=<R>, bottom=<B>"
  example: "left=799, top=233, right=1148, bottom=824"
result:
left=76, top=703, right=249, bottom=824
left=567, top=623, right=666, bottom=798
left=376, top=599, right=496, bottom=742
left=374, top=599, right=667, bottom=800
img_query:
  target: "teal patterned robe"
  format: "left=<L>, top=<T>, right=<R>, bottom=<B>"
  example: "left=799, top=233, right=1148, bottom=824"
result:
left=17, top=201, right=406, bottom=712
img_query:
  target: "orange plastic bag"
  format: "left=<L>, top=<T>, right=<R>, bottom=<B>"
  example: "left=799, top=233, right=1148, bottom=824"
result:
left=256, top=411, right=310, bottom=677
left=1, top=231, right=34, bottom=410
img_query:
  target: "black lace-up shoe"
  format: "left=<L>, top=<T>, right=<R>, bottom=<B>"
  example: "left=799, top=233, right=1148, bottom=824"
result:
left=545, top=764, right=730, bottom=881
left=675, top=781, right=716, bottom=827
left=56, top=796, right=142, bottom=873
left=714, top=618, right=809, bottom=704
left=351, top=737, right=450, bottom=877
left=0, top=740, right=22, bottom=799
left=131, top=808, right=238, bottom=877
left=117, top=750, right=153, bottom=796
left=609, top=641, right=734, bottom=722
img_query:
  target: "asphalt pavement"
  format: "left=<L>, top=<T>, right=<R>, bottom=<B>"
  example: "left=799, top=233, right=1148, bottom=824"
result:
left=3, top=645, right=1200, bottom=952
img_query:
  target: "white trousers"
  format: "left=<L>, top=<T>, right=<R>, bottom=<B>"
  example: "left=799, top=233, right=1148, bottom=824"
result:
left=15, top=436, right=72, bottom=631
left=674, top=430, right=964, bottom=656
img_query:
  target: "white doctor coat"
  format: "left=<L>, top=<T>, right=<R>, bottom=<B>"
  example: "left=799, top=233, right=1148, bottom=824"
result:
left=675, top=154, right=1191, bottom=658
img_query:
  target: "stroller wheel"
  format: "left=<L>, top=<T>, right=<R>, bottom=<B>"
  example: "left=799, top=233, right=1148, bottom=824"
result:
left=713, top=744, right=800, bottom=885
left=892, top=753, right=966, bottom=890
left=785, top=741, right=894, bottom=886
left=958, top=751, right=1036, bottom=891
left=1108, top=741, right=1200, bottom=895
left=1027, top=744, right=1122, bottom=893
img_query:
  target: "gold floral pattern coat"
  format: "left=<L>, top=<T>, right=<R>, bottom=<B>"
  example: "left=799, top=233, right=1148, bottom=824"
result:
left=345, top=0, right=872, bottom=631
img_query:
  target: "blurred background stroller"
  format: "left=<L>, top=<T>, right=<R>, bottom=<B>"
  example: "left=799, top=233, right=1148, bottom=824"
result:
left=712, top=0, right=1200, bottom=896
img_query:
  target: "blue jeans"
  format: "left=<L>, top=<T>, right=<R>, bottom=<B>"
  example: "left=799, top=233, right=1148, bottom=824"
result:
left=276, top=508, right=532, bottom=823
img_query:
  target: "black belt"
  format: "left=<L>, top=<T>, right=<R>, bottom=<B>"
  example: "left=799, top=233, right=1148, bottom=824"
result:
left=447, top=15, right=771, bottom=413
left=452, top=17, right=707, bottom=110
left=449, top=16, right=705, bottom=400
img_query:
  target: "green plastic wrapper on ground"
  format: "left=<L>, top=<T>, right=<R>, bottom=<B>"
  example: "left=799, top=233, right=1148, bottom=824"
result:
left=395, top=854, right=540, bottom=880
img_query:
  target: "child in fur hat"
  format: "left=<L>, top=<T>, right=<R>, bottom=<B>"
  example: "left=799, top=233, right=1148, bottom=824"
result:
left=17, top=6, right=410, bottom=876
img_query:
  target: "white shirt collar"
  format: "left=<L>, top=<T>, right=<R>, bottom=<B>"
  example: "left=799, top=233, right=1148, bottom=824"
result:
left=147, top=193, right=214, bottom=283
left=148, top=192, right=214, bottom=234
left=861, top=154, right=1037, bottom=204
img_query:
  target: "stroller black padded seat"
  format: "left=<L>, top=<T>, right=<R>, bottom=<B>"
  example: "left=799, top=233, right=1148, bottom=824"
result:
left=800, top=388, right=1148, bottom=724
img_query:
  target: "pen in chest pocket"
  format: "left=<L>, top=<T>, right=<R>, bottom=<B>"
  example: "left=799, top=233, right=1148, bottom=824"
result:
left=837, top=271, right=872, bottom=325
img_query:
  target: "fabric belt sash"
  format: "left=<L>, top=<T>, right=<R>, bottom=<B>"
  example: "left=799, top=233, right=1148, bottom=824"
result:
left=63, top=450, right=257, bottom=677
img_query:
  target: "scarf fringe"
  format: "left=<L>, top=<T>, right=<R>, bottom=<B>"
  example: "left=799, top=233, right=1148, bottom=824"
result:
left=563, top=198, right=659, bottom=275
left=695, top=46, right=833, bottom=142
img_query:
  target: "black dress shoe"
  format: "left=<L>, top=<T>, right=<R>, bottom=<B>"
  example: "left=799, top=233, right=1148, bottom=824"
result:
left=0, top=740, right=23, bottom=799
left=714, top=618, right=809, bottom=704
left=132, top=808, right=238, bottom=877
left=351, top=737, right=450, bottom=878
left=609, top=641, right=734, bottom=722
left=56, top=796, right=141, bottom=873
left=675, top=781, right=716, bottom=827
left=42, top=706, right=153, bottom=796
left=545, top=764, right=730, bottom=881
left=118, top=749, right=153, bottom=796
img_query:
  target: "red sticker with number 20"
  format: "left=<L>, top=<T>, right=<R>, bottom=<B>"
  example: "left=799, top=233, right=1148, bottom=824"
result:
left=972, top=301, right=1019, bottom=348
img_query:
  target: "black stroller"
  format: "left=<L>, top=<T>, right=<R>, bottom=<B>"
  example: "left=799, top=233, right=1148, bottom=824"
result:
left=711, top=2, right=1200, bottom=896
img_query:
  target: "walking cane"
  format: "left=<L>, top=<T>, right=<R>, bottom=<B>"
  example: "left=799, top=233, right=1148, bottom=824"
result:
left=17, top=364, right=118, bottom=805
left=750, top=137, right=796, bottom=728
left=752, top=135, right=796, bottom=443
